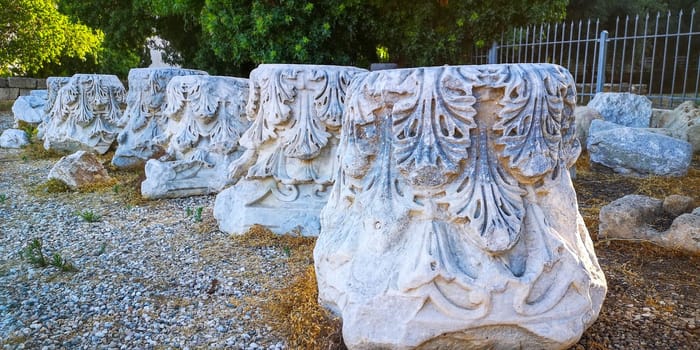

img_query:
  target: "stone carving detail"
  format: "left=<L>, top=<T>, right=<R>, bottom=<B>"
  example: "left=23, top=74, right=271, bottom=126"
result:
left=43, top=74, right=126, bottom=154
left=37, top=77, right=70, bottom=140
left=141, top=75, right=250, bottom=199
left=314, top=64, right=607, bottom=349
left=112, top=68, right=208, bottom=168
left=214, top=64, right=367, bottom=235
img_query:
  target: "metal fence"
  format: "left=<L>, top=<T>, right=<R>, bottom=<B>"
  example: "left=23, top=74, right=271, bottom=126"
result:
left=471, top=9, right=700, bottom=108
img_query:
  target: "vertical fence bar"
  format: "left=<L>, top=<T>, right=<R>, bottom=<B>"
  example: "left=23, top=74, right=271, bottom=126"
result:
left=582, top=19, right=591, bottom=97
left=519, top=27, right=524, bottom=62
left=660, top=11, right=672, bottom=106
left=551, top=23, right=556, bottom=64
left=619, top=16, right=630, bottom=92
left=574, top=20, right=582, bottom=95
left=559, top=22, right=566, bottom=65
left=681, top=9, right=695, bottom=100
left=596, top=31, right=609, bottom=93
left=610, top=17, right=620, bottom=89
left=670, top=10, right=684, bottom=106
left=488, top=41, right=498, bottom=64
left=538, top=23, right=544, bottom=62
left=649, top=12, right=661, bottom=104
left=590, top=19, right=600, bottom=97
left=638, top=13, right=649, bottom=89
left=628, top=15, right=639, bottom=90
left=567, top=21, right=574, bottom=70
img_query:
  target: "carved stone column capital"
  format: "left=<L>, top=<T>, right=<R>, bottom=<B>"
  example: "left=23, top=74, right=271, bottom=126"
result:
left=43, top=74, right=126, bottom=154
left=112, top=68, right=207, bottom=168
left=314, top=64, right=606, bottom=349
left=214, top=64, right=367, bottom=236
left=141, top=75, right=250, bottom=199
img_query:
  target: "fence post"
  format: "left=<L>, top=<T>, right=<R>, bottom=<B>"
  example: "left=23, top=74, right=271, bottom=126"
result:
left=488, top=41, right=498, bottom=64
left=595, top=30, right=609, bottom=94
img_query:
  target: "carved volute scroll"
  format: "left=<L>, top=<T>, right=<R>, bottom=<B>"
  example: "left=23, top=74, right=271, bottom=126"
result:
left=112, top=68, right=207, bottom=168
left=140, top=75, right=250, bottom=199
left=43, top=74, right=126, bottom=154
left=314, top=64, right=606, bottom=349
left=37, top=77, right=75, bottom=140
left=214, top=64, right=368, bottom=236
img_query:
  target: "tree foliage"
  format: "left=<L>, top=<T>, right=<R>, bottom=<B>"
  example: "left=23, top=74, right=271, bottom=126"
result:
left=0, top=0, right=103, bottom=76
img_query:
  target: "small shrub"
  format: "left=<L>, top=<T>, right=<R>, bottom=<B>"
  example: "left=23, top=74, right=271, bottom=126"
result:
left=194, top=206, right=203, bottom=222
left=77, top=210, right=101, bottom=222
left=50, top=253, right=78, bottom=272
left=22, top=238, right=47, bottom=267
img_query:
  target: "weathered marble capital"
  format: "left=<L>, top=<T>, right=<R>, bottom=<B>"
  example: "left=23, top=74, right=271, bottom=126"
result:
left=314, top=64, right=607, bottom=349
left=37, top=77, right=70, bottom=140
left=214, top=64, right=368, bottom=236
left=141, top=75, right=250, bottom=199
left=43, top=74, right=126, bottom=154
left=112, top=68, right=207, bottom=168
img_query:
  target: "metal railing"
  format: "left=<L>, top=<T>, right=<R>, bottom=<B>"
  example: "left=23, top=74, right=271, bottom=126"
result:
left=471, top=9, right=700, bottom=108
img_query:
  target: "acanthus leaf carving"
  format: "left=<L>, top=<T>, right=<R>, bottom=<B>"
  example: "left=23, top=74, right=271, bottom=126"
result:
left=493, top=65, right=570, bottom=181
left=390, top=68, right=477, bottom=186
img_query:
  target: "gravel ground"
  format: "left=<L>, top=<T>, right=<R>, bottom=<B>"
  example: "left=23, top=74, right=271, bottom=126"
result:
left=0, top=110, right=288, bottom=349
left=1, top=109, right=698, bottom=350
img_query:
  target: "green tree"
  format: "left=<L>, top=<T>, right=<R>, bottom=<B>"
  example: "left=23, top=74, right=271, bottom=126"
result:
left=56, top=0, right=156, bottom=78
left=371, top=0, right=568, bottom=66
left=0, top=0, right=103, bottom=76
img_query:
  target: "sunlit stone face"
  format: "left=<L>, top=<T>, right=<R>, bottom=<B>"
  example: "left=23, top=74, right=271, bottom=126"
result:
left=43, top=74, right=126, bottom=154
left=112, top=68, right=207, bottom=169
left=214, top=64, right=368, bottom=236
left=314, top=64, right=607, bottom=350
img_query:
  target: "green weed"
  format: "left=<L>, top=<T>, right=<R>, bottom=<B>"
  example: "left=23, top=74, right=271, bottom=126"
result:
left=22, top=238, right=47, bottom=267
left=77, top=210, right=101, bottom=222
left=0, top=193, right=6, bottom=203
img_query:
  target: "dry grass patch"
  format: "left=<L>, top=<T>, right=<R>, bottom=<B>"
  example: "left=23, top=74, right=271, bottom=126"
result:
left=229, top=225, right=343, bottom=350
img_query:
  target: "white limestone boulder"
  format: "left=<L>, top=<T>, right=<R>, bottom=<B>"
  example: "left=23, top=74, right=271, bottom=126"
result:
left=112, top=68, right=208, bottom=169
left=587, top=92, right=652, bottom=127
left=12, top=90, right=47, bottom=126
left=314, top=64, right=606, bottom=349
left=650, top=101, right=700, bottom=153
left=140, top=75, right=250, bottom=199
left=0, top=129, right=30, bottom=148
left=600, top=194, right=699, bottom=255
left=43, top=74, right=126, bottom=154
left=48, top=150, right=112, bottom=189
left=587, top=120, right=692, bottom=176
left=574, top=105, right=603, bottom=150
left=214, top=64, right=368, bottom=236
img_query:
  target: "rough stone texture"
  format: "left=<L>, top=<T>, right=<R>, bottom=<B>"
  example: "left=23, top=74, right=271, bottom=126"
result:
left=600, top=195, right=700, bottom=255
left=693, top=207, right=700, bottom=216
left=12, top=90, right=47, bottom=125
left=314, top=64, right=606, bottom=349
left=0, top=129, right=30, bottom=148
left=663, top=213, right=700, bottom=254
left=599, top=195, right=664, bottom=239
left=141, top=75, right=250, bottom=199
left=574, top=105, right=603, bottom=150
left=587, top=92, right=652, bottom=127
left=112, top=68, right=208, bottom=169
left=650, top=101, right=700, bottom=153
left=36, top=77, right=71, bottom=140
left=0, top=78, right=8, bottom=88
left=48, top=150, right=112, bottom=189
left=663, top=194, right=695, bottom=217
left=0, top=88, right=20, bottom=101
left=214, top=64, right=368, bottom=236
left=8, top=77, right=37, bottom=89
left=43, top=74, right=126, bottom=154
left=587, top=120, right=693, bottom=176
